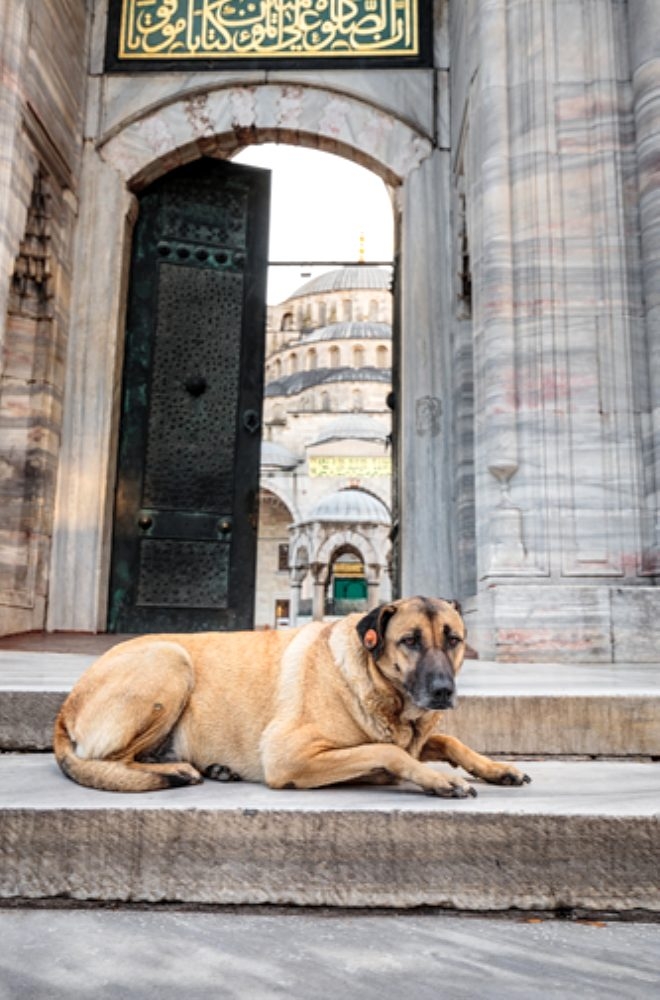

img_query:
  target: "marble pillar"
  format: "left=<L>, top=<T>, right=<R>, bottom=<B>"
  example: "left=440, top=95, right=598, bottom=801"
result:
left=311, top=565, right=326, bottom=621
left=629, top=0, right=660, bottom=570
left=465, top=0, right=655, bottom=659
left=288, top=566, right=307, bottom=627
left=366, top=568, right=381, bottom=610
left=47, top=149, right=134, bottom=631
left=0, top=0, right=31, bottom=355
left=398, top=147, right=456, bottom=598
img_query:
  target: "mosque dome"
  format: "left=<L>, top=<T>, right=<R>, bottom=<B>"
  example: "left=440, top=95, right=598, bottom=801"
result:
left=265, top=366, right=390, bottom=397
left=302, top=321, right=391, bottom=343
left=308, top=415, right=389, bottom=447
left=308, top=488, right=390, bottom=524
left=289, top=267, right=391, bottom=298
left=260, top=441, right=300, bottom=469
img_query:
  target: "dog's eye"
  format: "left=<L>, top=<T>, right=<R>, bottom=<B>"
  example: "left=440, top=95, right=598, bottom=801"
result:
left=446, top=634, right=462, bottom=650
left=401, top=634, right=420, bottom=650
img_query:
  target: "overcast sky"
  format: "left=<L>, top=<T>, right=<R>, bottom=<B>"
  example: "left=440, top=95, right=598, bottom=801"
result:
left=233, top=144, right=394, bottom=304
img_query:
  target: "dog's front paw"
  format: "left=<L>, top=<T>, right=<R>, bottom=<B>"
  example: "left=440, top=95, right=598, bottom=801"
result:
left=425, top=776, right=477, bottom=799
left=204, top=763, right=242, bottom=782
left=164, top=763, right=203, bottom=787
left=489, top=763, right=531, bottom=786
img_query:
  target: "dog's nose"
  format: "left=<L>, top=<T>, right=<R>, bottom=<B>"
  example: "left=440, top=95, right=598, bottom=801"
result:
left=427, top=675, right=455, bottom=710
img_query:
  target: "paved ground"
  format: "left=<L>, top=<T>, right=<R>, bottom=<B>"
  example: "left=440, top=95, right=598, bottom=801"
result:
left=0, top=907, right=658, bottom=999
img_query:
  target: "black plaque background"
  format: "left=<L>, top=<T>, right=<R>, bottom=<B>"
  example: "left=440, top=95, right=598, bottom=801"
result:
left=105, top=0, right=432, bottom=72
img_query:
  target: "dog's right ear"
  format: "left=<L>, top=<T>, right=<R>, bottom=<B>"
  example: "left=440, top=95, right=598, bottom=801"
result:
left=356, top=603, right=397, bottom=658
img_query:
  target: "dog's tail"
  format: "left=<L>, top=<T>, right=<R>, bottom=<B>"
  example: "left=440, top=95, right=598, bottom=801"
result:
left=52, top=711, right=198, bottom=793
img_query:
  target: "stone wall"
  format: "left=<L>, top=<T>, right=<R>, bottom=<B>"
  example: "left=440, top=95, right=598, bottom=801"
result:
left=0, top=0, right=87, bottom=635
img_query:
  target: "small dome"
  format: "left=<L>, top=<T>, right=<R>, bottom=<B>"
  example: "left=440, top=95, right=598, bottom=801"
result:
left=289, top=267, right=391, bottom=298
left=309, top=489, right=390, bottom=524
left=302, top=321, right=391, bottom=343
left=260, top=441, right=300, bottom=470
left=308, top=415, right=389, bottom=447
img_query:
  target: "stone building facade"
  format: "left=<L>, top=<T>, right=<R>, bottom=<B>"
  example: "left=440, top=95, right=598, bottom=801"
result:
left=255, top=266, right=393, bottom=627
left=1, top=1, right=660, bottom=661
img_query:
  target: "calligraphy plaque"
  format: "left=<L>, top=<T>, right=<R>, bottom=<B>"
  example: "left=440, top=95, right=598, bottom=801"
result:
left=106, top=0, right=431, bottom=70
left=309, top=456, right=392, bottom=478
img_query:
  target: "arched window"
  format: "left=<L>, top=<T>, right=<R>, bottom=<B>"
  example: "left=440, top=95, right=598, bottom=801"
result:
left=307, top=348, right=317, bottom=371
left=320, top=391, right=331, bottom=412
left=353, top=344, right=364, bottom=368
left=368, top=299, right=379, bottom=320
left=376, top=345, right=389, bottom=369
left=290, top=353, right=299, bottom=374
left=281, top=312, right=293, bottom=331
left=329, top=345, right=340, bottom=368
left=342, top=299, right=353, bottom=321
left=318, top=301, right=327, bottom=325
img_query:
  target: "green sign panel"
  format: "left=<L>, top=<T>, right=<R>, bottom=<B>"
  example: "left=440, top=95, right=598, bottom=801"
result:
left=111, top=0, right=426, bottom=65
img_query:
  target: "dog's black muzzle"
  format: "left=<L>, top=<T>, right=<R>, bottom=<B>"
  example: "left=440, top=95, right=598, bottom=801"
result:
left=405, top=652, right=456, bottom=711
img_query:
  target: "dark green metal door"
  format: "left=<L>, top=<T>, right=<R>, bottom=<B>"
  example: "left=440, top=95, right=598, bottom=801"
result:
left=108, top=158, right=270, bottom=633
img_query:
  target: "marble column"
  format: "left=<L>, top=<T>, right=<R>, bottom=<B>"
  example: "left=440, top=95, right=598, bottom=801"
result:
left=366, top=567, right=381, bottom=610
left=399, top=147, right=456, bottom=598
left=472, top=0, right=526, bottom=579
left=311, top=564, right=326, bottom=621
left=467, top=0, right=649, bottom=659
left=629, top=0, right=660, bottom=569
left=0, top=0, right=31, bottom=355
left=47, top=148, right=134, bottom=631
left=288, top=566, right=306, bottom=626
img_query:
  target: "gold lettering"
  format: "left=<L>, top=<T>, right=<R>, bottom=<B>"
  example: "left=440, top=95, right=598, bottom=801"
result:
left=118, top=0, right=419, bottom=59
left=309, top=456, right=392, bottom=478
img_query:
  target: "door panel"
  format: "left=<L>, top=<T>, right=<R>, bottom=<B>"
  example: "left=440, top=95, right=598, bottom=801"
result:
left=108, top=158, right=270, bottom=633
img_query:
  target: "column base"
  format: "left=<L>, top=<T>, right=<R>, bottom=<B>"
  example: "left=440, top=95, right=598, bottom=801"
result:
left=465, top=584, right=660, bottom=663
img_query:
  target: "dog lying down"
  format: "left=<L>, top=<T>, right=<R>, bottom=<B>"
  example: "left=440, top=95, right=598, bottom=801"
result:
left=54, top=596, right=531, bottom=797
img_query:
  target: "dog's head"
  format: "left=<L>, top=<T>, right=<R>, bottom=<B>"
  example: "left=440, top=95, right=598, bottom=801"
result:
left=356, top=596, right=466, bottom=711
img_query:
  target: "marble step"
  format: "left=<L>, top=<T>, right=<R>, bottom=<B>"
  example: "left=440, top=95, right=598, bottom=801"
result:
left=0, top=755, right=658, bottom=912
left=1, top=651, right=659, bottom=757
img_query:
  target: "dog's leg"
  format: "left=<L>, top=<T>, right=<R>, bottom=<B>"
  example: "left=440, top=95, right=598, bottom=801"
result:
left=55, top=642, right=203, bottom=792
left=421, top=734, right=531, bottom=786
left=263, top=732, right=476, bottom=797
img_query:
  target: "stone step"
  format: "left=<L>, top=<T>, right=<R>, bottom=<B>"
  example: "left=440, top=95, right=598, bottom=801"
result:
left=0, top=754, right=658, bottom=913
left=1, top=651, right=659, bottom=757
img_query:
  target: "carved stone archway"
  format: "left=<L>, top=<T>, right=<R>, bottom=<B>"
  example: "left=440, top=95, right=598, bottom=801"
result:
left=47, top=83, right=454, bottom=631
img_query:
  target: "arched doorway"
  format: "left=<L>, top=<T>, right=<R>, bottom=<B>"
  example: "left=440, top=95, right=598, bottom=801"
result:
left=247, top=144, right=395, bottom=624
left=47, top=83, right=462, bottom=634
left=328, top=547, right=369, bottom=615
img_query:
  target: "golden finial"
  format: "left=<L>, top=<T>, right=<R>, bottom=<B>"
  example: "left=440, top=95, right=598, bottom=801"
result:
left=358, top=232, right=365, bottom=264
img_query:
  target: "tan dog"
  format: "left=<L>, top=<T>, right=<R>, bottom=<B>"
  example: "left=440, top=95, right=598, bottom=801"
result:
left=54, top=597, right=530, bottom=797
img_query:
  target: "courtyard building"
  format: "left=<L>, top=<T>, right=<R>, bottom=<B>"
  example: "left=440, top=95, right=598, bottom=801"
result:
left=256, top=266, right=393, bottom=627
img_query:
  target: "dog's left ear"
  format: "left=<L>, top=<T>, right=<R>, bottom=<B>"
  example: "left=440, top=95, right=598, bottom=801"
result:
left=356, top=603, right=397, bottom=658
left=443, top=597, right=463, bottom=617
